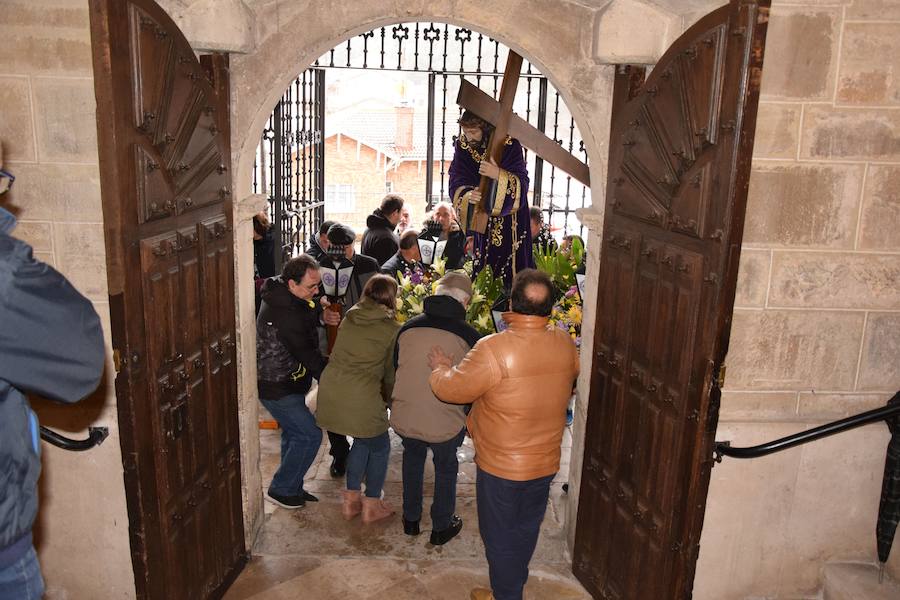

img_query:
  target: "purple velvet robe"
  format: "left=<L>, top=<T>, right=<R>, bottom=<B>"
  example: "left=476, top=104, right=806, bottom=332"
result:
left=448, top=135, right=533, bottom=288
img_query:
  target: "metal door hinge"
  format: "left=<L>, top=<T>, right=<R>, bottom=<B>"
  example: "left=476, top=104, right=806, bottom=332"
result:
left=717, top=364, right=727, bottom=388
left=113, top=349, right=122, bottom=373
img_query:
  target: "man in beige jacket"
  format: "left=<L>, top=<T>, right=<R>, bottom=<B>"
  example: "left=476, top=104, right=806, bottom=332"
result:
left=429, top=269, right=579, bottom=600
left=390, top=272, right=481, bottom=545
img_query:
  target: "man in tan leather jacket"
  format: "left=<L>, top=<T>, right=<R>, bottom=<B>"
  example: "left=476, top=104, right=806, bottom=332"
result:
left=428, top=269, right=579, bottom=600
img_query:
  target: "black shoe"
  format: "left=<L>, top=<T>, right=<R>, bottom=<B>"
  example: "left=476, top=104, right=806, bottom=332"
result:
left=429, top=515, right=463, bottom=545
left=301, top=491, right=319, bottom=502
left=329, top=456, right=346, bottom=478
left=266, top=491, right=305, bottom=509
left=403, top=519, right=420, bottom=536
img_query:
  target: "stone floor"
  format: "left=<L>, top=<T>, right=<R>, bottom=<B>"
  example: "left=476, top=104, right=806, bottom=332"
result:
left=225, top=406, right=589, bottom=600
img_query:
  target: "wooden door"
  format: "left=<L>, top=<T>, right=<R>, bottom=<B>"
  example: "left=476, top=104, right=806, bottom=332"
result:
left=573, top=1, right=769, bottom=598
left=89, top=1, right=246, bottom=598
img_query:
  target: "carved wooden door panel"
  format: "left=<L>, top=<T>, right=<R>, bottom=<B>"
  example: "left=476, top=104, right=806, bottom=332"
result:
left=574, top=1, right=769, bottom=598
left=89, top=1, right=246, bottom=598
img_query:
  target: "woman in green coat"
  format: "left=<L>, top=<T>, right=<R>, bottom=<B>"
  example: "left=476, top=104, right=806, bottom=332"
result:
left=316, top=274, right=400, bottom=524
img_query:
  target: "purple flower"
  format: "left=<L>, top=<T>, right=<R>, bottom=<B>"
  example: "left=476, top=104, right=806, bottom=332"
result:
left=409, top=270, right=423, bottom=284
left=565, top=285, right=577, bottom=298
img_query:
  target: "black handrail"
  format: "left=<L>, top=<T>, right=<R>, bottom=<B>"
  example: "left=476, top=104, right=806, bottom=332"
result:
left=715, top=394, right=900, bottom=461
left=39, top=426, right=109, bottom=452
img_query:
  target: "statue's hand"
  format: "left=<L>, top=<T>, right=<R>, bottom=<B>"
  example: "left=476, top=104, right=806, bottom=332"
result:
left=478, top=157, right=500, bottom=180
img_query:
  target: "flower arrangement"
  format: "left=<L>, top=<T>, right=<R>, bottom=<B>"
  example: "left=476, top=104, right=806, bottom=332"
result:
left=533, top=235, right=584, bottom=294
left=394, top=241, right=584, bottom=345
left=550, top=285, right=583, bottom=349
left=464, top=264, right=504, bottom=336
left=394, top=257, right=505, bottom=337
left=394, top=257, right=445, bottom=324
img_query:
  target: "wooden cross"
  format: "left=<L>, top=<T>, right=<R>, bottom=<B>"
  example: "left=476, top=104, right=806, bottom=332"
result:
left=457, top=50, right=591, bottom=231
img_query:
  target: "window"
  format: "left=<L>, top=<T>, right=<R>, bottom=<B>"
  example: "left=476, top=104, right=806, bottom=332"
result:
left=325, top=184, right=355, bottom=211
left=385, top=181, right=394, bottom=194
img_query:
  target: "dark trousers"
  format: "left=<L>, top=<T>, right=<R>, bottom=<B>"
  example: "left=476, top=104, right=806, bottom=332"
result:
left=476, top=467, right=554, bottom=600
left=400, top=429, right=465, bottom=531
left=327, top=431, right=350, bottom=463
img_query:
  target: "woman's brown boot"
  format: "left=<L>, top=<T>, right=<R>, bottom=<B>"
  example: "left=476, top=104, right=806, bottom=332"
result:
left=341, top=490, right=362, bottom=520
left=361, top=496, right=395, bottom=524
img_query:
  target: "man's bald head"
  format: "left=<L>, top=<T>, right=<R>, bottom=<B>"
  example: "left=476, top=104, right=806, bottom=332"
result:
left=510, top=269, right=555, bottom=317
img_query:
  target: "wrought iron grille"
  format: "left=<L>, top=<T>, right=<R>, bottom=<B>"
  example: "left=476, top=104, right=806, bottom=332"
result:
left=254, top=69, right=325, bottom=268
left=254, top=22, right=591, bottom=266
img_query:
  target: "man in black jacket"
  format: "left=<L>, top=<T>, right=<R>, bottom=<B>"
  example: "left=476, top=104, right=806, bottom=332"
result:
left=361, top=194, right=404, bottom=265
left=380, top=229, right=421, bottom=280
left=306, top=220, right=335, bottom=263
left=326, top=223, right=379, bottom=309
left=321, top=223, right=380, bottom=476
left=530, top=206, right=557, bottom=255
left=430, top=201, right=466, bottom=269
left=257, top=255, right=327, bottom=509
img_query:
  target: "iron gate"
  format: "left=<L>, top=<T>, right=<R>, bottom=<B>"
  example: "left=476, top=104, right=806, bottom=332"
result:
left=254, top=68, right=325, bottom=268
left=254, top=23, right=590, bottom=267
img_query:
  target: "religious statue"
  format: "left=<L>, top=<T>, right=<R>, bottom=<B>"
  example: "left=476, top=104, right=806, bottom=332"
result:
left=449, top=110, right=533, bottom=288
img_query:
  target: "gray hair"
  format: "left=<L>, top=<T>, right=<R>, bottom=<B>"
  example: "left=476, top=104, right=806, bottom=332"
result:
left=434, top=284, right=471, bottom=306
left=431, top=200, right=455, bottom=217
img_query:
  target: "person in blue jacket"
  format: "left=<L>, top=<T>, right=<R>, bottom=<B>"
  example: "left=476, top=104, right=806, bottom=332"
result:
left=0, top=150, right=105, bottom=599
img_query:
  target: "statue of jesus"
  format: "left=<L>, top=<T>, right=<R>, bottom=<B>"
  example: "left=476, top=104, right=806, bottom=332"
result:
left=448, top=110, right=533, bottom=289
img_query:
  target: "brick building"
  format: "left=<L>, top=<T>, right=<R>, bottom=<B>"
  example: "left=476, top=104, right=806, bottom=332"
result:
left=319, top=106, right=452, bottom=237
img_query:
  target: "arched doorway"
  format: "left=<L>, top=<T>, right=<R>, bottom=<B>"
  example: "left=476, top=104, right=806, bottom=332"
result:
left=228, top=9, right=609, bottom=561
left=237, top=23, right=596, bottom=597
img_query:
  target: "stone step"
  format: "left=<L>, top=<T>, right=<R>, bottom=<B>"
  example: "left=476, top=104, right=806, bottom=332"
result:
left=823, top=562, right=900, bottom=600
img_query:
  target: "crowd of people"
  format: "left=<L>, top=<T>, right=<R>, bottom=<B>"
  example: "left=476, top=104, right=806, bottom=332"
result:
left=254, top=187, right=580, bottom=600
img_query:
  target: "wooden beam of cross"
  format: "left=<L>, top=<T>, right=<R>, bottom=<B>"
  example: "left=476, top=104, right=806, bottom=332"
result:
left=458, top=52, right=591, bottom=214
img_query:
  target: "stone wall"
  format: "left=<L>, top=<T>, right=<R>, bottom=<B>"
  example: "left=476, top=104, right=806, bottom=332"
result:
left=3, top=0, right=898, bottom=598
left=693, top=1, right=900, bottom=597
left=0, top=1, right=134, bottom=598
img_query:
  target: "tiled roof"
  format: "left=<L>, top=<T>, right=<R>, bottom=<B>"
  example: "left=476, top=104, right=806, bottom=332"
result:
left=327, top=109, right=457, bottom=162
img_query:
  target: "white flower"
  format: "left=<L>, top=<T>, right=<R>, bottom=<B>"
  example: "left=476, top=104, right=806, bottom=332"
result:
left=475, top=312, right=492, bottom=330
left=413, top=283, right=426, bottom=296
left=433, top=257, right=447, bottom=276
left=471, top=292, right=485, bottom=305
left=409, top=297, right=425, bottom=314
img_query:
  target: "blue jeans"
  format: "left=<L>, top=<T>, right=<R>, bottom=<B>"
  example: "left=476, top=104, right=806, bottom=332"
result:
left=0, top=542, right=44, bottom=600
left=476, top=468, right=554, bottom=600
left=400, top=429, right=465, bottom=531
left=345, top=431, right=390, bottom=498
left=260, top=393, right=322, bottom=497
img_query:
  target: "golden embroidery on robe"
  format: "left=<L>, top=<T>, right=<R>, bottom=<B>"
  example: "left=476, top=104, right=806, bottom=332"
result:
left=490, top=217, right=504, bottom=247
left=459, top=135, right=486, bottom=162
